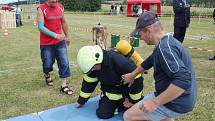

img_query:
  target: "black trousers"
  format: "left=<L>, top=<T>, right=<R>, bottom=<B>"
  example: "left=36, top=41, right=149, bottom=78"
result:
left=96, top=96, right=125, bottom=119
left=174, top=26, right=187, bottom=43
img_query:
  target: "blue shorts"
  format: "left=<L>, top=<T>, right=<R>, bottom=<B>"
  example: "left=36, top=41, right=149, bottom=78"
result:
left=40, top=40, right=70, bottom=78
left=138, top=93, right=184, bottom=121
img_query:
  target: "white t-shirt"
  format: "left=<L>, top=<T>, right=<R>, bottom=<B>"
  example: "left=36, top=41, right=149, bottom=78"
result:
left=12, top=7, right=21, bottom=14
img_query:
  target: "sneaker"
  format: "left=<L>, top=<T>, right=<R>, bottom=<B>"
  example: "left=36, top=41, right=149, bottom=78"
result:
left=209, top=56, right=215, bottom=60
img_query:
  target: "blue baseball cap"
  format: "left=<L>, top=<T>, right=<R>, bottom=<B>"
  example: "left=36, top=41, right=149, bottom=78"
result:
left=131, top=11, right=159, bottom=36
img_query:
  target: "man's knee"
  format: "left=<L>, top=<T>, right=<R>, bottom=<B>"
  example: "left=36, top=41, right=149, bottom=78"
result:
left=43, top=61, right=54, bottom=73
left=96, top=109, right=114, bottom=119
left=123, top=111, right=131, bottom=121
left=123, top=111, right=128, bottom=120
left=43, top=60, right=54, bottom=72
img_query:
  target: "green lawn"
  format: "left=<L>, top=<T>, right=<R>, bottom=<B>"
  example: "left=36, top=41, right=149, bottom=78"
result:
left=0, top=14, right=215, bottom=120
left=101, top=4, right=215, bottom=15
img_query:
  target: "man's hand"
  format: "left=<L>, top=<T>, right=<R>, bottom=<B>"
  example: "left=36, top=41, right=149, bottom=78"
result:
left=75, top=102, right=83, bottom=108
left=122, top=73, right=135, bottom=87
left=56, top=34, right=66, bottom=41
left=123, top=98, right=134, bottom=108
left=65, top=37, right=71, bottom=46
left=139, top=100, right=159, bottom=113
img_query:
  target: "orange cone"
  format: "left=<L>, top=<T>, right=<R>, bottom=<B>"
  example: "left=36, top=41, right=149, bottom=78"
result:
left=3, top=29, right=8, bottom=37
left=33, top=21, right=37, bottom=26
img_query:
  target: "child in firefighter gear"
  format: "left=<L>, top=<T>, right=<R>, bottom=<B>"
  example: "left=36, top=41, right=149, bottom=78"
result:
left=75, top=45, right=144, bottom=119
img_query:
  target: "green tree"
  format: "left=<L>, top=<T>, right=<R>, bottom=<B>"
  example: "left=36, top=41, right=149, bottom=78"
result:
left=59, top=0, right=101, bottom=11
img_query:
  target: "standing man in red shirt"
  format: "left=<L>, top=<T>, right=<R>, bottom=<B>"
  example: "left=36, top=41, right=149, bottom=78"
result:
left=37, top=0, right=73, bottom=95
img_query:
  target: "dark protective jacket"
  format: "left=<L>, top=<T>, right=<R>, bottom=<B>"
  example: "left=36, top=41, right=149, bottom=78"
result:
left=77, top=50, right=144, bottom=105
left=213, top=9, right=215, bottom=20
left=173, top=0, right=190, bottom=28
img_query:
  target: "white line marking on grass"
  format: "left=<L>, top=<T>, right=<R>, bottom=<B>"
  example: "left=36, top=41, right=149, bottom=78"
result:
left=167, top=32, right=213, bottom=40
left=196, top=77, right=215, bottom=80
left=185, top=37, right=199, bottom=40
left=72, top=20, right=132, bottom=29
left=70, top=14, right=135, bottom=23
left=0, top=62, right=78, bottom=75
left=0, top=66, right=40, bottom=74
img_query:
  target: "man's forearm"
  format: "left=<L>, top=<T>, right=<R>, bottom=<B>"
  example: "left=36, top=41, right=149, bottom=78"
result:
left=131, top=66, right=145, bottom=77
left=37, top=8, right=57, bottom=38
left=38, top=21, right=57, bottom=38
left=153, top=84, right=185, bottom=106
left=62, top=22, right=69, bottom=37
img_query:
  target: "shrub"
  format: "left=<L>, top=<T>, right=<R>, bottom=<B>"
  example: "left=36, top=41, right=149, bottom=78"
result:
left=59, top=0, right=101, bottom=12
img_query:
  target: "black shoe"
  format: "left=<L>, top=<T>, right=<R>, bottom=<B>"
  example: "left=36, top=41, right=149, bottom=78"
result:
left=209, top=56, right=215, bottom=60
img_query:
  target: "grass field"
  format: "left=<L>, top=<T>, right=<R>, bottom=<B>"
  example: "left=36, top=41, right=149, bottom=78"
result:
left=101, top=4, right=215, bottom=15
left=0, top=13, right=215, bottom=120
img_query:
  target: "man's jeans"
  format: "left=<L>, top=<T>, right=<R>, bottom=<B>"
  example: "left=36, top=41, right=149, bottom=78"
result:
left=16, top=14, right=21, bottom=27
left=40, top=41, right=71, bottom=78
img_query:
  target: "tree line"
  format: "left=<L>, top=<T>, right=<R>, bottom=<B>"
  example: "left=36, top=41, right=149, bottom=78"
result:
left=59, top=0, right=101, bottom=12
left=7, top=0, right=101, bottom=12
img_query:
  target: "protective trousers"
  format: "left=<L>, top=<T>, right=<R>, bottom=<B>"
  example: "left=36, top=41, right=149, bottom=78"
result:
left=96, top=96, right=125, bottom=119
